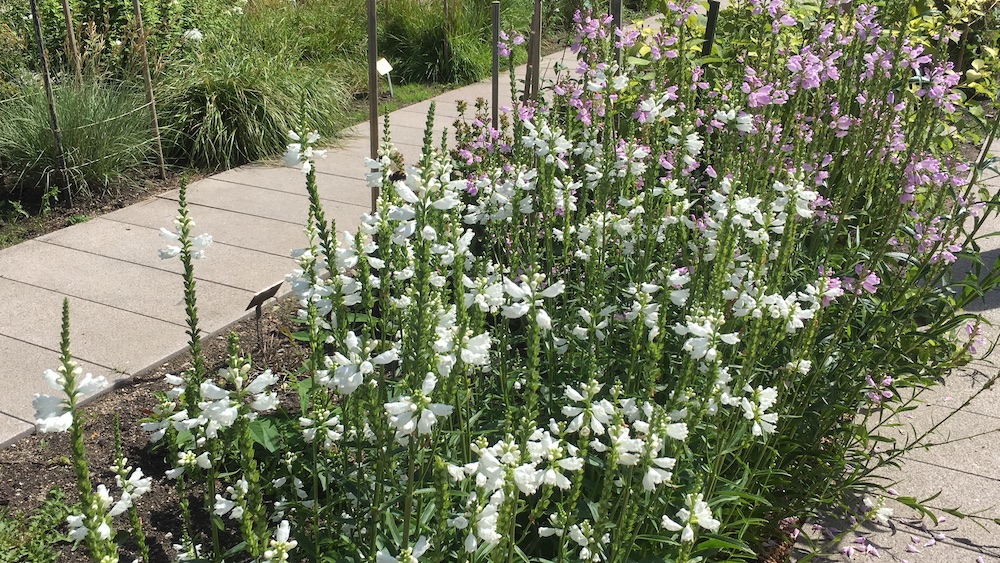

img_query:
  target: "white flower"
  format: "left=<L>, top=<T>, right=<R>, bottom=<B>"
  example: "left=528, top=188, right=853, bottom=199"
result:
left=182, top=28, right=203, bottom=42
left=263, top=520, right=298, bottom=562
left=159, top=226, right=212, bottom=260
left=384, top=373, right=453, bottom=444
left=32, top=394, right=72, bottom=433
left=643, top=456, right=676, bottom=491
left=67, top=514, right=88, bottom=541
left=33, top=366, right=108, bottom=433
left=863, top=496, right=893, bottom=525
left=662, top=493, right=720, bottom=543
left=376, top=536, right=431, bottom=563
left=741, top=385, right=779, bottom=436
left=119, top=468, right=152, bottom=498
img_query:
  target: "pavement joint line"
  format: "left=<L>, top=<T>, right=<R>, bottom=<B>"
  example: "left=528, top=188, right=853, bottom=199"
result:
left=209, top=175, right=374, bottom=210
left=101, top=212, right=306, bottom=262
left=0, top=273, right=188, bottom=330
left=150, top=191, right=370, bottom=228
left=0, top=330, right=116, bottom=376
left=1, top=410, right=34, bottom=425
left=35, top=232, right=278, bottom=296
left=904, top=456, right=1000, bottom=483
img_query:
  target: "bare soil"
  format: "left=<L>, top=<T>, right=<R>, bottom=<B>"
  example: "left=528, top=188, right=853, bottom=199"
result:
left=0, top=296, right=306, bottom=562
left=0, top=169, right=208, bottom=250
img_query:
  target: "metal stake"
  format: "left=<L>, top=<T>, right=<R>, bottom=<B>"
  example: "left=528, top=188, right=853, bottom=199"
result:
left=702, top=0, right=721, bottom=57
left=245, top=281, right=283, bottom=351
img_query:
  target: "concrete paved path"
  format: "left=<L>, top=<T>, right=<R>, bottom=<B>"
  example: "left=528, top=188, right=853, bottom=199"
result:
left=0, top=21, right=998, bottom=561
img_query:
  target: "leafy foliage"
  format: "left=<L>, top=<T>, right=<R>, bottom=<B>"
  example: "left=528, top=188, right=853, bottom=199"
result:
left=155, top=44, right=347, bottom=170
left=0, top=489, right=73, bottom=563
left=0, top=80, right=152, bottom=204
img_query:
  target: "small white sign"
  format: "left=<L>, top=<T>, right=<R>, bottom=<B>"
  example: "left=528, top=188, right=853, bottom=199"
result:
left=376, top=58, right=393, bottom=76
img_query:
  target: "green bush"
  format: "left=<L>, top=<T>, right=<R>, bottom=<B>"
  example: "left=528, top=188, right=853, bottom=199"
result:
left=0, top=80, right=153, bottom=204
left=156, top=44, right=348, bottom=170
left=232, top=0, right=369, bottom=91
left=380, top=0, right=533, bottom=84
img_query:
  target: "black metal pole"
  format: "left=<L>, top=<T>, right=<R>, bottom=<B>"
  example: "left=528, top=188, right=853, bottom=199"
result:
left=702, top=0, right=721, bottom=57
left=492, top=0, right=500, bottom=129
left=367, top=0, right=379, bottom=213
left=522, top=5, right=536, bottom=102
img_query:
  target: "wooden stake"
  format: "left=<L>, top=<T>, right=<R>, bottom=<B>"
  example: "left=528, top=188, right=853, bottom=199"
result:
left=60, top=0, right=83, bottom=85
left=29, top=0, right=72, bottom=206
left=443, top=0, right=450, bottom=73
left=367, top=0, right=379, bottom=213
left=133, top=0, right=167, bottom=179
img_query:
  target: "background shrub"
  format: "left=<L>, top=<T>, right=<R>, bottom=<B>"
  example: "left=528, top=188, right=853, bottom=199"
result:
left=156, top=44, right=348, bottom=170
left=380, top=0, right=533, bottom=84
left=0, top=81, right=152, bottom=204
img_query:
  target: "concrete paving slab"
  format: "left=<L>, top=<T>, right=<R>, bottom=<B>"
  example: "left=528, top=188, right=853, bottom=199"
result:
left=0, top=334, right=119, bottom=427
left=102, top=197, right=309, bottom=260
left=398, top=100, right=464, bottom=119
left=0, top=240, right=252, bottom=329
left=0, top=278, right=187, bottom=374
left=881, top=406, right=1000, bottom=480
left=159, top=177, right=369, bottom=230
left=0, top=412, right=32, bottom=448
left=213, top=165, right=374, bottom=209
left=862, top=462, right=1000, bottom=562
left=36, top=218, right=291, bottom=294
left=344, top=116, right=451, bottom=138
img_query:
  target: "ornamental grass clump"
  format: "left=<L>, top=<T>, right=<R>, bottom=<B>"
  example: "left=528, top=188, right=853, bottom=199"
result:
left=35, top=0, right=1000, bottom=561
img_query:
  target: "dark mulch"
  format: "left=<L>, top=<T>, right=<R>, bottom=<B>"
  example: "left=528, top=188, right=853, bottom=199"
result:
left=0, top=296, right=306, bottom=562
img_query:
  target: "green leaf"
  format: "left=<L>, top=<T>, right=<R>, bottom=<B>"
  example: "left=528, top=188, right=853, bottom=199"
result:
left=248, top=419, right=279, bottom=452
left=694, top=534, right=757, bottom=557
left=298, top=378, right=315, bottom=414
left=222, top=541, right=247, bottom=559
